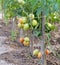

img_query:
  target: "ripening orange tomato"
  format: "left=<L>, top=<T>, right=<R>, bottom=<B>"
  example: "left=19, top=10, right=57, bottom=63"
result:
left=37, top=52, right=42, bottom=59
left=19, top=18, right=23, bottom=24
left=45, top=49, right=50, bottom=55
left=20, top=38, right=24, bottom=43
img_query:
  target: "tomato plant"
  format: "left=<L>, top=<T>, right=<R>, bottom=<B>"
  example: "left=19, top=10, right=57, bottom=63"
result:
left=3, top=0, right=60, bottom=65
left=3, top=0, right=60, bottom=35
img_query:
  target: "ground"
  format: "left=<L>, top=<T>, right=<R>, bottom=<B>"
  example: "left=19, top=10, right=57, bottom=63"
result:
left=0, top=15, right=60, bottom=65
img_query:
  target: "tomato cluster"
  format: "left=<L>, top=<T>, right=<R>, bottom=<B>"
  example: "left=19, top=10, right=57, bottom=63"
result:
left=20, top=37, right=30, bottom=46
left=32, top=49, right=50, bottom=59
left=17, top=13, right=38, bottom=31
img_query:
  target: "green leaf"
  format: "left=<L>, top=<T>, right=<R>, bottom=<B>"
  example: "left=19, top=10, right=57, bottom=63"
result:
left=31, top=0, right=39, bottom=10
left=36, top=7, right=42, bottom=16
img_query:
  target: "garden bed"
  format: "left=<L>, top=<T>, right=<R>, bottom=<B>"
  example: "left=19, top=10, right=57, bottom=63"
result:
left=0, top=20, right=60, bottom=65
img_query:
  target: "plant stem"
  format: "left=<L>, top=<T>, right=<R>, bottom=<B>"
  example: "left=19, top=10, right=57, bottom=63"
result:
left=19, top=29, right=24, bottom=38
left=12, top=18, right=15, bottom=31
left=40, top=12, right=47, bottom=65
left=1, top=0, right=4, bottom=20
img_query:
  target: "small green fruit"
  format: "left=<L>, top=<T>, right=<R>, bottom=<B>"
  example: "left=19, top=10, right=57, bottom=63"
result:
left=22, top=17, right=27, bottom=23
left=23, top=23, right=29, bottom=30
left=32, top=20, right=38, bottom=27
left=47, top=23, right=55, bottom=30
left=47, top=23, right=52, bottom=28
left=18, top=0, right=25, bottom=5
left=18, top=23, right=23, bottom=28
left=18, top=23, right=22, bottom=28
left=29, top=13, right=34, bottom=19
left=33, top=49, right=39, bottom=56
left=24, top=37, right=30, bottom=42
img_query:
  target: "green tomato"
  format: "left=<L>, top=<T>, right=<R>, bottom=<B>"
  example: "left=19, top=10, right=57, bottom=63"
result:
left=32, top=20, right=38, bottom=27
left=18, top=0, right=25, bottom=5
left=18, top=23, right=23, bottom=28
left=51, top=25, right=55, bottom=30
left=53, top=16, right=58, bottom=21
left=45, top=25, right=51, bottom=33
left=22, top=17, right=27, bottom=23
left=24, top=37, right=30, bottom=42
left=54, top=16, right=57, bottom=19
left=45, top=23, right=55, bottom=33
left=33, top=49, right=40, bottom=56
left=18, top=23, right=21, bottom=28
left=29, top=13, right=34, bottom=19
left=47, top=23, right=52, bottom=29
left=23, top=23, right=29, bottom=30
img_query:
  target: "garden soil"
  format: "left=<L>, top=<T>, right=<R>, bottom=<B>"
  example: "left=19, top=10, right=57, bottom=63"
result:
left=0, top=20, right=60, bottom=65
